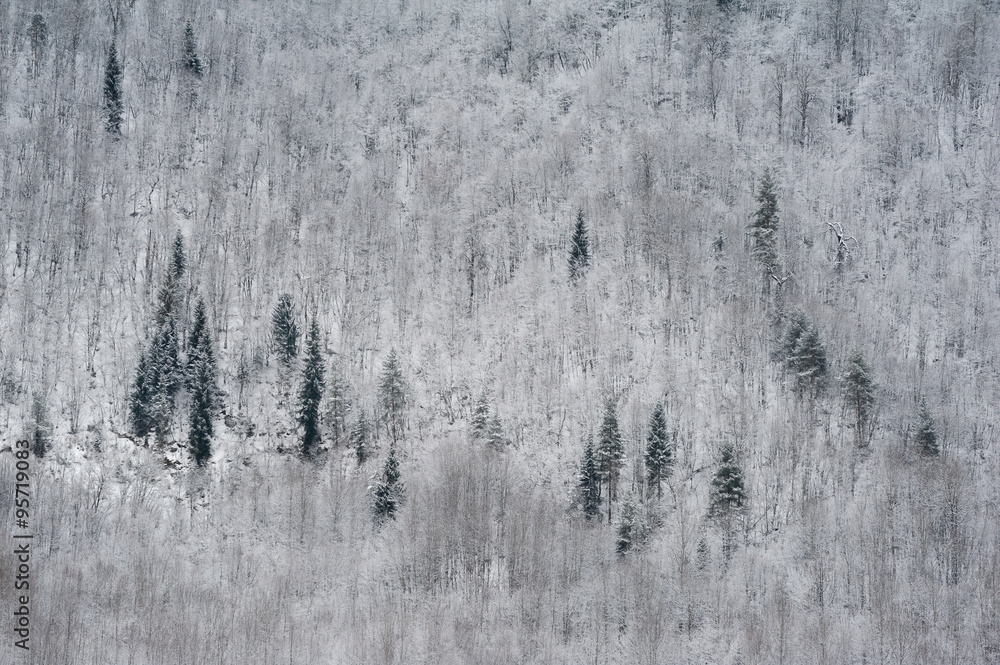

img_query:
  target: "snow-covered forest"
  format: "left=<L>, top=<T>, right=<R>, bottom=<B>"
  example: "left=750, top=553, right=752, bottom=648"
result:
left=2, top=0, right=999, bottom=662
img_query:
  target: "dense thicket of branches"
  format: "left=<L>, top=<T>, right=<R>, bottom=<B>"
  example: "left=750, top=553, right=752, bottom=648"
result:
left=2, top=0, right=999, bottom=662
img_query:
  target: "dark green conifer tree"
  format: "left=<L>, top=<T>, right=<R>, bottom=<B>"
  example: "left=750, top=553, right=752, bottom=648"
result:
left=644, top=402, right=673, bottom=499
left=711, top=444, right=745, bottom=514
left=297, top=318, right=325, bottom=458
left=916, top=399, right=939, bottom=456
left=326, top=361, right=351, bottom=446
left=182, top=21, right=203, bottom=77
left=748, top=169, right=779, bottom=270
left=272, top=294, right=299, bottom=365
left=578, top=437, right=601, bottom=520
left=596, top=401, right=625, bottom=522
left=616, top=495, right=646, bottom=554
left=378, top=348, right=407, bottom=445
left=842, top=351, right=876, bottom=447
left=568, top=209, right=591, bottom=281
left=104, top=42, right=123, bottom=137
left=350, top=409, right=370, bottom=466
left=373, top=447, right=403, bottom=524
left=471, top=389, right=491, bottom=441
left=30, top=392, right=52, bottom=458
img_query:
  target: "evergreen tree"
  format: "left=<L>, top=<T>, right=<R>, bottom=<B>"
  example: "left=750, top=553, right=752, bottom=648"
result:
left=644, top=402, right=672, bottom=499
left=171, top=231, right=186, bottom=285
left=373, top=447, right=403, bottom=524
left=596, top=401, right=625, bottom=522
left=30, top=392, right=52, bottom=458
left=182, top=21, right=203, bottom=77
left=842, top=351, right=876, bottom=447
left=711, top=444, right=745, bottom=514
left=297, top=318, right=325, bottom=459
left=471, top=389, right=491, bottom=441
left=272, top=293, right=298, bottom=365
left=104, top=42, right=123, bottom=138
left=616, top=494, right=647, bottom=554
left=350, top=409, right=370, bottom=466
left=568, top=209, right=591, bottom=281
left=486, top=412, right=505, bottom=449
left=326, top=361, right=352, bottom=446
left=378, top=348, right=407, bottom=445
left=748, top=169, right=779, bottom=270
left=916, top=399, right=939, bottom=456
left=129, top=353, right=154, bottom=439
left=783, top=312, right=827, bottom=394
left=186, top=297, right=212, bottom=383
left=578, top=437, right=601, bottom=520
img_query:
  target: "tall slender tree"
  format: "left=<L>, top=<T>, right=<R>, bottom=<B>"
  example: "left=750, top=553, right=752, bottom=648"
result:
left=297, top=318, right=325, bottom=458
left=748, top=169, right=779, bottom=270
left=182, top=20, right=203, bottom=77
left=104, top=42, right=123, bottom=137
left=373, top=447, right=403, bottom=524
left=378, top=349, right=407, bottom=445
left=644, top=402, right=673, bottom=499
left=350, top=409, right=370, bottom=466
left=711, top=444, right=745, bottom=514
left=272, top=294, right=299, bottom=365
left=568, top=209, right=591, bottom=281
left=578, top=437, right=601, bottom=520
left=188, top=306, right=217, bottom=466
left=916, top=399, right=939, bottom=456
left=843, top=351, right=876, bottom=447
left=596, top=401, right=625, bottom=522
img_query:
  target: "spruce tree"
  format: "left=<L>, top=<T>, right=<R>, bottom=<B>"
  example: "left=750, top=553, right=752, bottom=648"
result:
left=711, top=444, right=745, bottom=514
left=471, top=389, right=491, bottom=441
left=350, top=409, right=370, bottom=466
left=171, top=232, right=186, bottom=285
left=378, top=348, right=407, bottom=445
left=186, top=297, right=212, bottom=382
left=578, top=437, right=601, bottom=520
left=748, top=169, right=779, bottom=270
left=916, top=399, right=939, bottom=456
left=842, top=351, right=876, bottom=447
left=596, top=401, right=625, bottom=522
left=616, top=494, right=647, bottom=554
left=272, top=294, right=298, bottom=365
left=104, top=42, right=123, bottom=138
left=644, top=402, right=673, bottom=499
left=373, top=447, right=403, bottom=524
left=568, top=209, right=591, bottom=281
left=297, top=318, right=325, bottom=459
left=182, top=21, right=203, bottom=77
left=129, top=353, right=154, bottom=439
left=783, top=312, right=827, bottom=394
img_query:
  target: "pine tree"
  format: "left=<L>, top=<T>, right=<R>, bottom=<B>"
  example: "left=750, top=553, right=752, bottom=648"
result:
left=30, top=392, right=52, bottom=458
left=186, top=295, right=217, bottom=466
left=373, top=447, right=403, bottom=524
left=596, top=401, right=625, bottom=522
left=711, top=444, right=745, bottom=514
left=378, top=348, right=407, bottom=445
left=104, top=42, right=123, bottom=137
left=272, top=293, right=298, bottom=365
left=645, top=402, right=672, bottom=499
left=297, top=318, right=325, bottom=459
left=916, top=399, right=939, bottom=456
left=486, top=412, right=505, bottom=449
left=783, top=312, right=827, bottom=394
left=129, top=353, right=154, bottom=438
left=748, top=169, right=779, bottom=270
left=616, top=494, right=647, bottom=554
left=578, top=437, right=601, bottom=520
left=471, top=389, right=491, bottom=441
left=182, top=21, right=203, bottom=77
left=843, top=351, right=876, bottom=447
left=171, top=232, right=186, bottom=285
left=568, top=209, right=591, bottom=281
left=350, top=409, right=370, bottom=466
